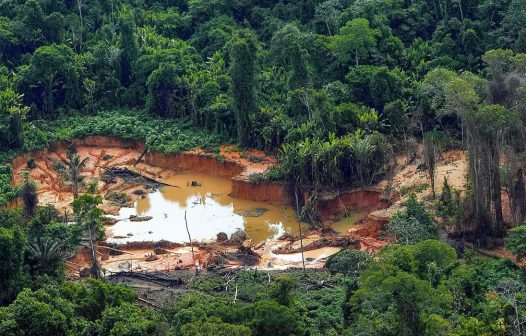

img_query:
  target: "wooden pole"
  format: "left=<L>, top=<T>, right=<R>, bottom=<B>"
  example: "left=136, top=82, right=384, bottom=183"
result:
left=298, top=220, right=306, bottom=275
left=185, top=210, right=197, bottom=274
left=134, top=148, right=148, bottom=166
left=294, top=184, right=306, bottom=275
left=88, top=225, right=100, bottom=278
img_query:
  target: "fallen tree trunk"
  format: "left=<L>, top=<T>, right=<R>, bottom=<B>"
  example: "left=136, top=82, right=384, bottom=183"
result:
left=104, top=167, right=180, bottom=188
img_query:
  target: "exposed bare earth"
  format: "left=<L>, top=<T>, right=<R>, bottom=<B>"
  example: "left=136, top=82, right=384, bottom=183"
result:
left=14, top=137, right=493, bottom=276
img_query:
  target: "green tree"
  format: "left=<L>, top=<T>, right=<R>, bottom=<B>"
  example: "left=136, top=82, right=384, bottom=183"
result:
left=0, top=87, right=27, bottom=150
left=0, top=225, right=26, bottom=305
left=118, top=8, right=138, bottom=87
left=3, top=288, right=68, bottom=336
left=72, top=194, right=103, bottom=278
left=505, top=224, right=526, bottom=261
left=349, top=270, right=445, bottom=336
left=250, top=300, right=304, bottom=336
left=270, top=276, right=298, bottom=306
left=99, top=302, right=158, bottom=336
left=325, top=249, right=371, bottom=278
left=146, top=63, right=191, bottom=117
left=348, top=241, right=456, bottom=335
left=474, top=104, right=519, bottom=235
left=24, top=207, right=81, bottom=278
left=181, top=317, right=251, bottom=336
left=385, top=194, right=437, bottom=244
left=422, top=68, right=508, bottom=242
left=330, top=18, right=379, bottom=66
left=19, top=0, right=46, bottom=50
left=22, top=172, right=37, bottom=219
left=64, top=148, right=89, bottom=199
left=314, top=0, right=343, bottom=35
left=270, top=24, right=310, bottom=89
left=16, top=44, right=81, bottom=117
left=190, top=16, right=239, bottom=58
left=369, top=67, right=403, bottom=111
left=382, top=100, right=409, bottom=135
left=229, top=31, right=258, bottom=147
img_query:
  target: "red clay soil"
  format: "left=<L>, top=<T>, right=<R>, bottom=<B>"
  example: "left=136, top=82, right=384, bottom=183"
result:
left=10, top=137, right=281, bottom=212
left=317, top=188, right=391, bottom=222
left=1, top=198, right=23, bottom=209
left=11, top=136, right=389, bottom=213
left=11, top=137, right=147, bottom=213
left=144, top=152, right=244, bottom=178
left=65, top=246, right=93, bottom=274
left=9, top=136, right=399, bottom=274
left=144, top=145, right=276, bottom=179
left=230, top=178, right=290, bottom=204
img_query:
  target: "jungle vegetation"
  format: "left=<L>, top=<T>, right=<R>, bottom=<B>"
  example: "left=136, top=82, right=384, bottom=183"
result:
left=3, top=0, right=526, bottom=335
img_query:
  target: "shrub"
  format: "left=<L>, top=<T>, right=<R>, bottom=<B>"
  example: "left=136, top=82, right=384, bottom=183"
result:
left=505, top=224, right=526, bottom=261
left=27, top=158, right=36, bottom=169
left=325, top=250, right=371, bottom=278
left=0, top=165, right=21, bottom=206
left=384, top=194, right=437, bottom=244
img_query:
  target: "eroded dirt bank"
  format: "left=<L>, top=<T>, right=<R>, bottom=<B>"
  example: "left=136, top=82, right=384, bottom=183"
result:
left=12, top=138, right=288, bottom=210
left=12, top=136, right=390, bottom=217
left=10, top=136, right=399, bottom=276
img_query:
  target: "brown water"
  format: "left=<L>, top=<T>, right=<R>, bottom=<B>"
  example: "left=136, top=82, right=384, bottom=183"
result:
left=106, top=173, right=368, bottom=244
left=331, top=210, right=369, bottom=234
left=107, top=174, right=305, bottom=244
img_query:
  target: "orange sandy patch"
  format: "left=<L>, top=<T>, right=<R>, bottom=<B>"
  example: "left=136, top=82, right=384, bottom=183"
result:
left=191, top=145, right=277, bottom=177
left=12, top=141, right=278, bottom=214
left=13, top=145, right=148, bottom=213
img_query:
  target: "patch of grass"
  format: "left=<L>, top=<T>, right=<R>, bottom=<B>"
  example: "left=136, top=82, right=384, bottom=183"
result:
left=249, top=168, right=286, bottom=184
left=241, top=152, right=263, bottom=163
left=399, top=182, right=429, bottom=196
left=212, top=153, right=225, bottom=162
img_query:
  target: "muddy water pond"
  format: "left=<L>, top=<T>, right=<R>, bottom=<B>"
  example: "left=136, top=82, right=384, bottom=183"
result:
left=106, top=173, right=366, bottom=244
left=331, top=210, right=369, bottom=234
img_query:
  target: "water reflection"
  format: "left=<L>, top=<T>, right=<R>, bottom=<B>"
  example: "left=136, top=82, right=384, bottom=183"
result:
left=108, top=174, right=305, bottom=244
left=107, top=173, right=368, bottom=244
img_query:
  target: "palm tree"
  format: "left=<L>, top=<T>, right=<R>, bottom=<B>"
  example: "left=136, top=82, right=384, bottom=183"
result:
left=349, top=130, right=374, bottom=186
left=423, top=128, right=444, bottom=198
left=73, top=194, right=103, bottom=279
left=65, top=149, right=89, bottom=199
left=26, top=237, right=64, bottom=275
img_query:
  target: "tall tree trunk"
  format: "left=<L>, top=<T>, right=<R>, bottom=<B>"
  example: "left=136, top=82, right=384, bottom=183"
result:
left=184, top=210, right=197, bottom=275
left=73, top=179, right=78, bottom=199
left=491, top=138, right=504, bottom=236
left=298, top=220, right=306, bottom=275
left=457, top=0, right=464, bottom=22
left=77, top=0, right=84, bottom=51
left=515, top=168, right=526, bottom=225
left=88, top=225, right=100, bottom=278
left=45, top=76, right=54, bottom=116
left=469, top=128, right=488, bottom=244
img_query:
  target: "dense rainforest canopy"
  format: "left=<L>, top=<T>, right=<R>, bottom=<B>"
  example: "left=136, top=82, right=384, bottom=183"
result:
left=3, top=0, right=526, bottom=335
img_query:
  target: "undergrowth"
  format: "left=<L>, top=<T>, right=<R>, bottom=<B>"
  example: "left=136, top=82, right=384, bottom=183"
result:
left=0, top=109, right=229, bottom=205
left=0, top=109, right=228, bottom=163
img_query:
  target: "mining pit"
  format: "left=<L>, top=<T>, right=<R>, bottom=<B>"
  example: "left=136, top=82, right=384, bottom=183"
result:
left=10, top=136, right=398, bottom=276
